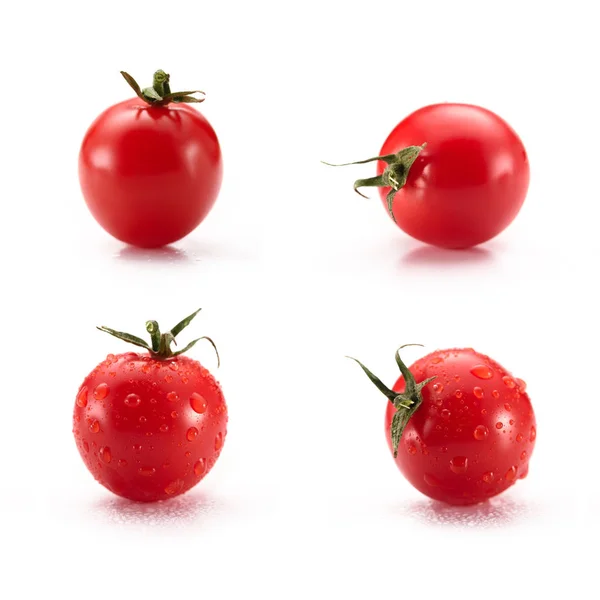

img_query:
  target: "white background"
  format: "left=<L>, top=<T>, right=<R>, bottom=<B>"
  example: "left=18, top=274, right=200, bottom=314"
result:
left=1, top=0, right=597, bottom=597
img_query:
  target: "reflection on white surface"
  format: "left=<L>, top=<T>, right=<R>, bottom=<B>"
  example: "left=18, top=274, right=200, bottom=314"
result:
left=90, top=491, right=226, bottom=529
left=114, top=245, right=191, bottom=264
left=404, top=495, right=536, bottom=528
left=400, top=244, right=495, bottom=267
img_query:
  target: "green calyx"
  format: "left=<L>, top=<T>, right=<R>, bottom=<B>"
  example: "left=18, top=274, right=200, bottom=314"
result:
left=323, top=144, right=426, bottom=222
left=120, top=69, right=206, bottom=106
left=97, top=308, right=220, bottom=365
left=347, top=344, right=435, bottom=457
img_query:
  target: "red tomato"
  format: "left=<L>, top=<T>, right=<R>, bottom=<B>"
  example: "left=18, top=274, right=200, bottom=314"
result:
left=73, top=309, right=227, bottom=502
left=79, top=70, right=223, bottom=248
left=351, top=345, right=535, bottom=505
left=329, top=103, right=529, bottom=248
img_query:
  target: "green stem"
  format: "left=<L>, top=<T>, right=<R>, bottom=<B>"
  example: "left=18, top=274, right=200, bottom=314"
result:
left=120, top=69, right=206, bottom=106
left=98, top=308, right=219, bottom=364
left=348, top=345, right=436, bottom=457
left=323, top=144, right=426, bottom=223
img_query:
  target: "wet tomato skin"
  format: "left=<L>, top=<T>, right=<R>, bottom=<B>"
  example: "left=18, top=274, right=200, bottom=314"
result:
left=377, top=104, right=529, bottom=248
left=385, top=348, right=535, bottom=505
left=79, top=98, right=223, bottom=248
left=73, top=352, right=227, bottom=502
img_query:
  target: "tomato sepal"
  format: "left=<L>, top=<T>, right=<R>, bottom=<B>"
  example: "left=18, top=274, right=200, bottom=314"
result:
left=120, top=69, right=206, bottom=107
left=323, top=144, right=426, bottom=222
left=348, top=344, right=435, bottom=457
left=97, top=307, right=220, bottom=364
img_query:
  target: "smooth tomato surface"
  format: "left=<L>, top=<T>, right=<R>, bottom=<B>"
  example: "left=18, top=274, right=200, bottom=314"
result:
left=79, top=98, right=223, bottom=248
left=385, top=348, right=535, bottom=505
left=377, top=104, right=529, bottom=248
left=73, top=352, right=227, bottom=502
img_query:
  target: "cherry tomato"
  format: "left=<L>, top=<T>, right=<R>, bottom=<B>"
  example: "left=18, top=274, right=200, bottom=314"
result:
left=351, top=345, right=535, bottom=505
left=79, top=70, right=223, bottom=248
left=329, top=103, right=529, bottom=248
left=73, top=309, right=227, bottom=502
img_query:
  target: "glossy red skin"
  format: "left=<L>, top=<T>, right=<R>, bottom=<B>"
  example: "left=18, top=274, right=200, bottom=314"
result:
left=377, top=104, right=529, bottom=249
left=79, top=98, right=223, bottom=248
left=73, top=352, right=227, bottom=502
left=385, top=348, right=535, bottom=505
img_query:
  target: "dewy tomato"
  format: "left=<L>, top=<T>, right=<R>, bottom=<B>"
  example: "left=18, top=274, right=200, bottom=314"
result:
left=73, top=309, right=227, bottom=502
left=327, top=103, right=529, bottom=248
left=79, top=70, right=223, bottom=248
left=350, top=345, right=535, bottom=505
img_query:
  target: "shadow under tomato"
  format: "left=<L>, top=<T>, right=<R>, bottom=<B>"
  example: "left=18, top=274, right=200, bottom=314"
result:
left=400, top=244, right=495, bottom=268
left=402, top=494, right=536, bottom=528
left=91, top=490, right=227, bottom=529
left=115, top=244, right=191, bottom=264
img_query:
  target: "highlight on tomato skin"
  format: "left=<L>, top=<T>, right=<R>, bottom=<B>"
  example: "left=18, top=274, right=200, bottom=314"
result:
left=78, top=69, right=223, bottom=248
left=349, top=345, right=536, bottom=506
left=325, top=103, right=529, bottom=249
left=72, top=308, right=228, bottom=503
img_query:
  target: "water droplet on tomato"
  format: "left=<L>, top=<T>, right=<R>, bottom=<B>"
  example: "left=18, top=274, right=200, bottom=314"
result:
left=530, top=425, right=537, bottom=442
left=138, top=466, right=156, bottom=477
left=118, top=459, right=127, bottom=467
left=93, top=383, right=109, bottom=400
left=502, top=376, right=516, bottom=388
left=171, top=411, right=178, bottom=418
left=450, top=456, right=468, bottom=474
left=518, top=464, right=529, bottom=479
left=473, top=387, right=484, bottom=399
left=473, top=425, right=488, bottom=440
left=516, top=378, right=527, bottom=392
left=142, top=363, right=151, bottom=374
left=124, top=393, right=141, bottom=407
left=441, top=409, right=451, bottom=420
left=407, top=443, right=417, bottom=456
left=454, top=390, right=463, bottom=399
left=185, top=451, right=191, bottom=458
left=471, top=365, right=493, bottom=379
left=482, top=471, right=494, bottom=483
left=164, top=479, right=184, bottom=495
left=423, top=473, right=440, bottom=487
left=516, top=433, right=524, bottom=442
left=76, top=387, right=88, bottom=408
left=139, top=416, right=147, bottom=424
left=169, top=362, right=179, bottom=372
left=159, top=424, right=169, bottom=433
left=504, top=404, right=512, bottom=412
left=190, top=392, right=208, bottom=414
left=505, top=466, right=517, bottom=481
left=89, top=420, right=100, bottom=433
left=133, top=444, right=142, bottom=453
left=215, top=432, right=224, bottom=451
left=83, top=440, right=89, bottom=453
left=432, top=382, right=444, bottom=394
left=194, top=459, right=206, bottom=476
left=520, top=451, right=527, bottom=460
left=167, top=391, right=179, bottom=402
left=492, top=390, right=500, bottom=399
left=186, top=427, right=198, bottom=442
left=441, top=446, right=448, bottom=453
left=99, top=446, right=112, bottom=463
left=431, top=357, right=443, bottom=365
left=495, top=422, right=503, bottom=429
